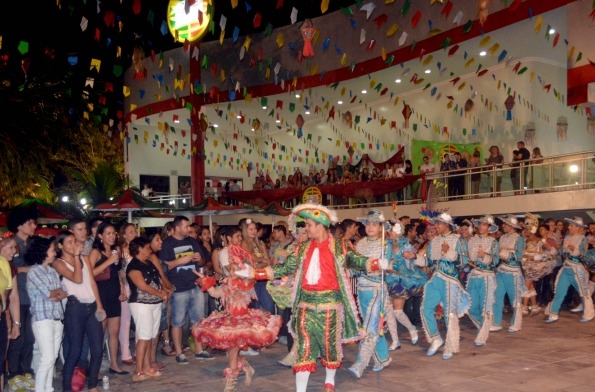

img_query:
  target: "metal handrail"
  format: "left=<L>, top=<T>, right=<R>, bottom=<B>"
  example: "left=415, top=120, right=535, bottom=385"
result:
left=148, top=150, right=595, bottom=208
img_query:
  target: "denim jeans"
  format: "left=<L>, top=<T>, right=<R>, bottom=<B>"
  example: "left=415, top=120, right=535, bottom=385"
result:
left=62, top=297, right=103, bottom=391
left=253, top=281, right=276, bottom=314
left=171, top=286, right=205, bottom=327
left=7, top=304, right=34, bottom=377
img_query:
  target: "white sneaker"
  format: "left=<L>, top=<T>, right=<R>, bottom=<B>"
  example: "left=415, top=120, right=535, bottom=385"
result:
left=508, top=327, right=520, bottom=333
left=570, top=304, right=584, bottom=313
left=239, top=347, right=260, bottom=356
left=489, top=325, right=503, bottom=332
left=426, top=336, right=444, bottom=356
left=442, top=351, right=453, bottom=360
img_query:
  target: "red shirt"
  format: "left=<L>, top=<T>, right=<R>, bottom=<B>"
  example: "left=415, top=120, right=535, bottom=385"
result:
left=301, top=238, right=340, bottom=291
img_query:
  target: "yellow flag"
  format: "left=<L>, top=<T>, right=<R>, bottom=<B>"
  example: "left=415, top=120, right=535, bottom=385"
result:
left=381, top=47, right=387, bottom=61
left=90, top=58, right=101, bottom=72
left=123, top=85, right=131, bottom=97
left=219, top=30, right=225, bottom=45
left=534, top=16, right=543, bottom=33
left=231, top=0, right=238, bottom=9
left=276, top=33, right=284, bottom=48
left=464, top=58, right=475, bottom=67
left=488, top=43, right=500, bottom=54
left=479, top=36, right=491, bottom=47
left=340, top=53, right=347, bottom=66
left=422, top=54, right=433, bottom=66
left=321, top=0, right=329, bottom=13
left=243, top=37, right=251, bottom=52
left=386, top=23, right=399, bottom=37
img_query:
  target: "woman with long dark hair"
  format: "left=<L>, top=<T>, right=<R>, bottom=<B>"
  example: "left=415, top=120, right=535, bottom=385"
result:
left=89, top=222, right=127, bottom=375
left=53, top=230, right=104, bottom=392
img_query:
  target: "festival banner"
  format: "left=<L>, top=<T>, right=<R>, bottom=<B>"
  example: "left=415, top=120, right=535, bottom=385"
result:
left=411, top=140, right=483, bottom=174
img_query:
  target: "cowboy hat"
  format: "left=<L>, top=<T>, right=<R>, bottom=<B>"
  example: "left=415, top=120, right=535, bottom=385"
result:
left=564, top=216, right=587, bottom=228
left=432, top=212, right=457, bottom=229
left=472, top=215, right=498, bottom=233
left=292, top=203, right=338, bottom=227
left=498, top=215, right=522, bottom=229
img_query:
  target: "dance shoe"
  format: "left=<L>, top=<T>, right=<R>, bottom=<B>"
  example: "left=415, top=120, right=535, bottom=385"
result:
left=426, top=336, right=444, bottom=356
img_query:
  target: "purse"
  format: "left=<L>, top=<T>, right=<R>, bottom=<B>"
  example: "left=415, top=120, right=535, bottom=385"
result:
left=71, top=366, right=87, bottom=392
left=94, top=265, right=111, bottom=282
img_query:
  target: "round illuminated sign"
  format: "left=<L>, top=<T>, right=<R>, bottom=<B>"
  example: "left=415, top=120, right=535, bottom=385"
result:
left=167, top=0, right=213, bottom=43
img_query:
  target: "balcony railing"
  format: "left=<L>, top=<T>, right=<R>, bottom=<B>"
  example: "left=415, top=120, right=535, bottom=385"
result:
left=148, top=150, right=595, bottom=209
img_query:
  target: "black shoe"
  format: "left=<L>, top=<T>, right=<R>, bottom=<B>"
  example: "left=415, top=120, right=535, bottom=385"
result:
left=108, top=368, right=130, bottom=375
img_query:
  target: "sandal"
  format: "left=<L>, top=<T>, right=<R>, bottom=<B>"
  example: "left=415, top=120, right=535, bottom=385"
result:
left=147, top=368, right=163, bottom=378
left=150, top=362, right=166, bottom=371
left=160, top=345, right=176, bottom=357
left=132, top=372, right=149, bottom=382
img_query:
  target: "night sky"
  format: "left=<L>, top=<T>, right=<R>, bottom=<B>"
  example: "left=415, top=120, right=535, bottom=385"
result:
left=0, top=0, right=355, bottom=127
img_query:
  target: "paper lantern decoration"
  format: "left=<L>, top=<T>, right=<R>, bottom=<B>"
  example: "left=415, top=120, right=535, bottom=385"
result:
left=296, top=114, right=304, bottom=138
left=504, top=95, right=515, bottom=121
left=252, top=118, right=261, bottom=131
left=524, top=122, right=535, bottom=146
left=402, top=103, right=412, bottom=128
left=478, top=0, right=490, bottom=26
left=167, top=0, right=213, bottom=43
left=347, top=145, right=355, bottom=164
left=300, top=19, right=316, bottom=58
left=343, top=110, right=353, bottom=127
left=588, top=115, right=595, bottom=135
left=556, top=116, right=568, bottom=140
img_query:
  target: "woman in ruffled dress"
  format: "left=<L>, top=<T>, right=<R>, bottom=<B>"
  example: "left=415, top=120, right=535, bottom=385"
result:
left=521, top=219, right=557, bottom=316
left=385, top=223, right=426, bottom=348
left=192, top=235, right=282, bottom=392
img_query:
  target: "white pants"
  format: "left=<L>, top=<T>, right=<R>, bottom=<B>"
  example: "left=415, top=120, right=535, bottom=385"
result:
left=32, top=319, right=64, bottom=392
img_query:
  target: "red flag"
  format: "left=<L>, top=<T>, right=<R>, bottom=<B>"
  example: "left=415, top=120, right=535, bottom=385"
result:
left=373, top=14, right=388, bottom=28
left=441, top=1, right=453, bottom=19
left=276, top=0, right=284, bottom=9
left=132, top=0, right=141, bottom=15
left=509, top=0, right=522, bottom=13
left=276, top=100, right=283, bottom=109
left=411, top=10, right=422, bottom=29
left=448, top=44, right=459, bottom=56
left=253, top=12, right=262, bottom=29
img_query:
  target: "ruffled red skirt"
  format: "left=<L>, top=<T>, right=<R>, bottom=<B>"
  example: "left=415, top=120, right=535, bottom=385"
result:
left=193, top=309, right=282, bottom=351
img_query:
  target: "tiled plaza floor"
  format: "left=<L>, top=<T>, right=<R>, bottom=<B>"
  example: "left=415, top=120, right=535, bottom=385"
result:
left=60, top=308, right=595, bottom=392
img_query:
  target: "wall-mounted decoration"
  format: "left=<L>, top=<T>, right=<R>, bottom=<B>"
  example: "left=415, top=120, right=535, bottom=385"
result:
left=524, top=121, right=536, bottom=146
left=556, top=116, right=568, bottom=140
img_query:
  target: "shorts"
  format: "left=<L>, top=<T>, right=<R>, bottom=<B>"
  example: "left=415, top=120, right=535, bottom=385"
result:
left=170, top=286, right=206, bottom=327
left=129, top=302, right=161, bottom=340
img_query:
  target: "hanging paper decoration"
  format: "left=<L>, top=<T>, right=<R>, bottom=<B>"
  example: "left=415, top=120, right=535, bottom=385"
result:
left=478, top=0, right=490, bottom=26
left=556, top=116, right=568, bottom=140
left=300, top=19, right=316, bottom=57
left=524, top=122, right=536, bottom=146
left=402, top=103, right=412, bottom=128
left=504, top=95, right=515, bottom=120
